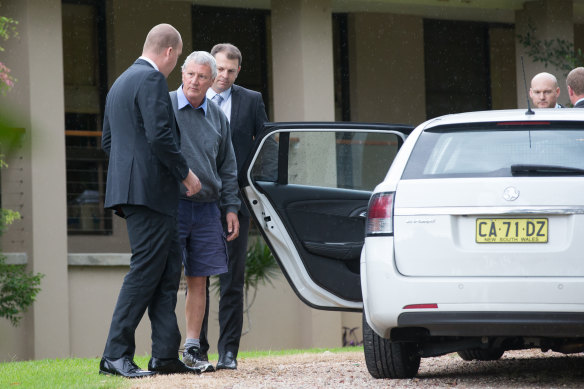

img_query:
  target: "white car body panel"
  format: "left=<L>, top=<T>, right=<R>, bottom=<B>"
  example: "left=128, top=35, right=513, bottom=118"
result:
left=362, top=109, right=584, bottom=338
left=361, top=236, right=584, bottom=338
left=393, top=178, right=584, bottom=277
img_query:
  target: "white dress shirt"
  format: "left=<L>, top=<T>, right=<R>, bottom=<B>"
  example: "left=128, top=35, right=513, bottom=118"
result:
left=206, top=87, right=232, bottom=122
left=138, top=56, right=159, bottom=71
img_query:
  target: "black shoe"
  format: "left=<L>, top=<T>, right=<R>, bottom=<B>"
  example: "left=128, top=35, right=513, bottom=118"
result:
left=99, top=356, right=155, bottom=378
left=216, top=351, right=237, bottom=370
left=148, top=357, right=202, bottom=375
left=183, top=346, right=215, bottom=372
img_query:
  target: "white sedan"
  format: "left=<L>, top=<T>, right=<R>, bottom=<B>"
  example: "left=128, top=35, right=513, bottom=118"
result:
left=241, top=110, right=584, bottom=379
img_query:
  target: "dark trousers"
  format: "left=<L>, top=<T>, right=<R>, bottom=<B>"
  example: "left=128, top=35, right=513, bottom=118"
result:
left=200, top=212, right=250, bottom=358
left=103, top=205, right=182, bottom=359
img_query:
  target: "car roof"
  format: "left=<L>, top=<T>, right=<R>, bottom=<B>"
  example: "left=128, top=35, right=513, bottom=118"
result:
left=421, top=109, right=584, bottom=129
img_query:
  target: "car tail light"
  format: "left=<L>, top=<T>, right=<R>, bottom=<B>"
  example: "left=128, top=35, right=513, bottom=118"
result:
left=366, top=192, right=394, bottom=236
left=497, top=121, right=550, bottom=126
left=403, top=304, right=438, bottom=309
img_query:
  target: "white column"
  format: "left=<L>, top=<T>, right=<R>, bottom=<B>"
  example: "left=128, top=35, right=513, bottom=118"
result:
left=1, top=0, right=70, bottom=359
left=270, top=0, right=341, bottom=348
left=271, top=0, right=335, bottom=121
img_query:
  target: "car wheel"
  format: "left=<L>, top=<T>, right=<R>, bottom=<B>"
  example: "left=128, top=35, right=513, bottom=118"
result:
left=457, top=348, right=505, bottom=361
left=362, top=313, right=421, bottom=378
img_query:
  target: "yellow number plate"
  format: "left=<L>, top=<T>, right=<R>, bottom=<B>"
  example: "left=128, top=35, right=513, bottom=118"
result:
left=476, top=218, right=548, bottom=243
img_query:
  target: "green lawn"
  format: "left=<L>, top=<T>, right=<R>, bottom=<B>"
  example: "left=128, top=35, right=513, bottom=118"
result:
left=0, top=347, right=363, bottom=389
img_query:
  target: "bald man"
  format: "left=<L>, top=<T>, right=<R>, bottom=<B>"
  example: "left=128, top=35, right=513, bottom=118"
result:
left=529, top=72, right=563, bottom=108
left=566, top=67, right=584, bottom=108
left=99, top=24, right=202, bottom=378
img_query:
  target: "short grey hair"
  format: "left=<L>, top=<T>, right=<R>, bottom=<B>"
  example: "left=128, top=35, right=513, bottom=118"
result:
left=181, top=51, right=217, bottom=79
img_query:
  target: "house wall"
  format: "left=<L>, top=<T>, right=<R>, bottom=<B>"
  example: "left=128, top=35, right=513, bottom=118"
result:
left=68, top=263, right=343, bottom=358
left=348, top=13, right=426, bottom=125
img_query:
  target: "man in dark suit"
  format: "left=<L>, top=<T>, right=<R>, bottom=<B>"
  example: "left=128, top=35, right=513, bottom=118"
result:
left=200, top=43, right=268, bottom=370
left=567, top=67, right=584, bottom=108
left=99, top=23, right=202, bottom=378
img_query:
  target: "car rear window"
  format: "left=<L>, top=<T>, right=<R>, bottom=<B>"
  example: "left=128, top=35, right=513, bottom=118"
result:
left=401, top=122, right=584, bottom=179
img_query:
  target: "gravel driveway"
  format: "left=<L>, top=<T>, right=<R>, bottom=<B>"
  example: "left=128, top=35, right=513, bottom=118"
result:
left=127, top=349, right=584, bottom=388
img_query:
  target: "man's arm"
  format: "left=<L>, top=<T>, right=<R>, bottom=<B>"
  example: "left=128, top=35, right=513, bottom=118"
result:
left=225, top=211, right=239, bottom=242
left=183, top=169, right=202, bottom=197
left=253, top=91, right=269, bottom=138
left=251, top=91, right=278, bottom=181
left=101, top=111, right=111, bottom=157
left=137, top=71, right=190, bottom=182
left=216, top=116, right=241, bottom=240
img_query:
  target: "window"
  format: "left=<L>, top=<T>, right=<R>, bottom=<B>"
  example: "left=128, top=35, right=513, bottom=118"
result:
left=192, top=5, right=269, bottom=115
left=62, top=0, right=110, bottom=234
left=403, top=124, right=584, bottom=179
left=251, top=130, right=401, bottom=191
left=424, top=19, right=492, bottom=118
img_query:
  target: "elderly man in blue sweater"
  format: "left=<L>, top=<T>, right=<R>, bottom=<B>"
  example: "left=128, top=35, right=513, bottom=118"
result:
left=169, top=51, right=240, bottom=373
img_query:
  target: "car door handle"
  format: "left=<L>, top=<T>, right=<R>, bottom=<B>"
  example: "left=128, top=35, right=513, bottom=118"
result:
left=303, top=241, right=363, bottom=261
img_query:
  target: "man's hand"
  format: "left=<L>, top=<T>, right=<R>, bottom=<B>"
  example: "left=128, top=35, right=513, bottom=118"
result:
left=225, top=212, right=240, bottom=241
left=183, top=169, right=202, bottom=196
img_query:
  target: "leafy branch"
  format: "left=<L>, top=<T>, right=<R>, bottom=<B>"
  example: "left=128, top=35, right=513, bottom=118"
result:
left=0, top=16, right=18, bottom=45
left=0, top=256, right=44, bottom=326
left=0, top=16, right=18, bottom=95
left=518, top=22, right=584, bottom=76
left=241, top=239, right=278, bottom=335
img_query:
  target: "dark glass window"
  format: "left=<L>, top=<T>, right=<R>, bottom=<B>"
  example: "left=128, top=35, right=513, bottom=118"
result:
left=251, top=130, right=401, bottom=191
left=403, top=123, right=584, bottom=179
left=62, top=0, right=110, bottom=234
left=424, top=19, right=492, bottom=119
left=191, top=5, right=269, bottom=115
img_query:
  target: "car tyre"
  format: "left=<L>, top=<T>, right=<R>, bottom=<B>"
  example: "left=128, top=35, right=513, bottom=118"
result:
left=362, top=313, right=420, bottom=378
left=457, top=348, right=505, bottom=361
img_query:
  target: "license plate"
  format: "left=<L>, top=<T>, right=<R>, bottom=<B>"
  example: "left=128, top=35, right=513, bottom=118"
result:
left=476, top=218, right=548, bottom=243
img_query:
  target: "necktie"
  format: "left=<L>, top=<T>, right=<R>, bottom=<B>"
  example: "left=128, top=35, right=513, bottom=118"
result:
left=213, top=94, right=223, bottom=107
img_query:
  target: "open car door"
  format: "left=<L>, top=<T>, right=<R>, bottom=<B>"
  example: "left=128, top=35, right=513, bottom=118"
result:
left=240, top=122, right=412, bottom=311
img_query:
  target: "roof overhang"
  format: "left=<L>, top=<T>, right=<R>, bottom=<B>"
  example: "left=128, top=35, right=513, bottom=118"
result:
left=184, top=0, right=584, bottom=24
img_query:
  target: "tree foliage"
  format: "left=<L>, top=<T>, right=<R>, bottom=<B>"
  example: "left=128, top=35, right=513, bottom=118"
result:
left=0, top=256, right=43, bottom=326
left=0, top=14, right=43, bottom=326
left=0, top=15, right=18, bottom=95
left=211, top=237, right=279, bottom=335
left=241, top=239, right=279, bottom=336
left=518, top=22, right=584, bottom=77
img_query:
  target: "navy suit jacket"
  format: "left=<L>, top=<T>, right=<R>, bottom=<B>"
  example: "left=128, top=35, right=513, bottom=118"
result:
left=229, top=84, right=268, bottom=173
left=102, top=59, right=189, bottom=217
left=229, top=85, right=269, bottom=217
